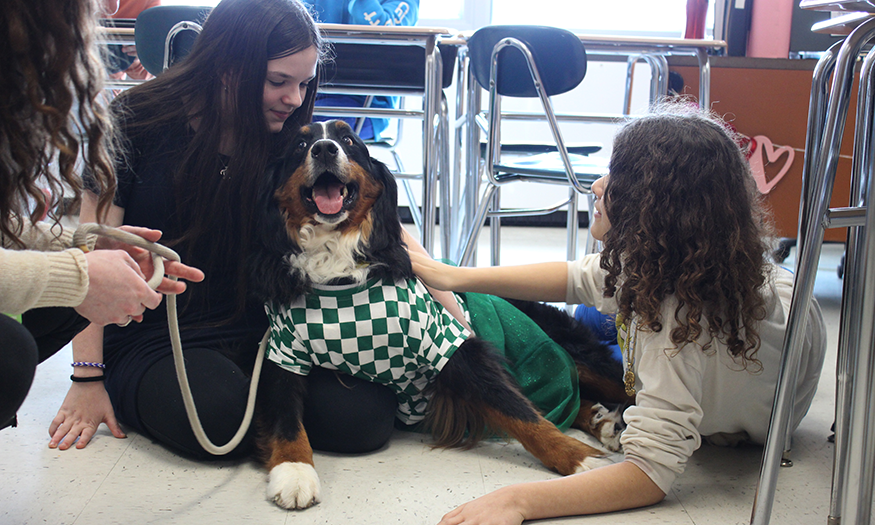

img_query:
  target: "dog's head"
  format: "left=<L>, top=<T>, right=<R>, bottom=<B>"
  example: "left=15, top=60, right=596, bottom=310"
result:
left=275, top=120, right=385, bottom=238
left=249, top=120, right=413, bottom=302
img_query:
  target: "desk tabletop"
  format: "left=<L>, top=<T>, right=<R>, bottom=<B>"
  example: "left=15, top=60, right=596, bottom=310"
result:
left=811, top=11, right=874, bottom=34
left=454, top=30, right=724, bottom=51
left=801, top=0, right=875, bottom=12
left=318, top=23, right=453, bottom=38
left=97, top=27, right=135, bottom=37
left=575, top=33, right=726, bottom=50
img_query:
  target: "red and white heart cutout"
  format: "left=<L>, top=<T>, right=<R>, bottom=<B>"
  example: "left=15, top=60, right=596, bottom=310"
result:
left=749, top=135, right=795, bottom=194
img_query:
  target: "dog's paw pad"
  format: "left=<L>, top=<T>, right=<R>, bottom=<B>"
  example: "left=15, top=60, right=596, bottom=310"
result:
left=589, top=403, right=624, bottom=452
left=577, top=454, right=614, bottom=472
left=267, top=462, right=322, bottom=509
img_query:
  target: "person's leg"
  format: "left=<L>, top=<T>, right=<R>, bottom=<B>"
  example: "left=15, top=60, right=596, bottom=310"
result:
left=302, top=367, right=397, bottom=453
left=135, top=347, right=398, bottom=459
left=0, top=314, right=39, bottom=430
left=21, top=307, right=89, bottom=362
left=135, top=348, right=257, bottom=460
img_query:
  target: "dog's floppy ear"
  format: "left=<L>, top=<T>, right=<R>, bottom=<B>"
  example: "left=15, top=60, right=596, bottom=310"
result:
left=247, top=158, right=305, bottom=303
left=362, top=158, right=414, bottom=280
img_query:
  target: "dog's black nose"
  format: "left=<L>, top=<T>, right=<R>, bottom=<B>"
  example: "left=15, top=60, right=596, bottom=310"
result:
left=311, top=140, right=339, bottom=159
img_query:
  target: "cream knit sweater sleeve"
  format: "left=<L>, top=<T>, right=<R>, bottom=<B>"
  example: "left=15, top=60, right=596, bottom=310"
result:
left=1, top=221, right=92, bottom=315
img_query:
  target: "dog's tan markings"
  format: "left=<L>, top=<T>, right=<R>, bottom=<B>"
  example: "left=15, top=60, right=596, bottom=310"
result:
left=574, top=399, right=600, bottom=434
left=576, top=364, right=635, bottom=405
left=337, top=162, right=383, bottom=239
left=483, top=409, right=604, bottom=476
left=275, top=165, right=316, bottom=245
left=265, top=429, right=315, bottom=470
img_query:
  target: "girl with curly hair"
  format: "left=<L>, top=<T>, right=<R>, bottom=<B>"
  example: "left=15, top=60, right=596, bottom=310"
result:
left=1, top=0, right=201, bottom=432
left=410, top=106, right=827, bottom=523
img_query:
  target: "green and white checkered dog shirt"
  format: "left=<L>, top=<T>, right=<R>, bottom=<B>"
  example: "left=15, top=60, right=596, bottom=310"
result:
left=264, top=276, right=471, bottom=424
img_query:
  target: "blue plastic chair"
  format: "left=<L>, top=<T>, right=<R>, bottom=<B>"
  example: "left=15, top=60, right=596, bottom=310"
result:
left=135, top=6, right=211, bottom=76
left=459, top=25, right=608, bottom=266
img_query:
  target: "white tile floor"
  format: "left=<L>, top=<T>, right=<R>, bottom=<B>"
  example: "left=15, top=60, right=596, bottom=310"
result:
left=0, top=227, right=856, bottom=525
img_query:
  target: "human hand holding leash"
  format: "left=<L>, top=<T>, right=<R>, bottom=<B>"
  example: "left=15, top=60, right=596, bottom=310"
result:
left=76, top=249, right=160, bottom=326
left=93, top=225, right=204, bottom=296
left=75, top=225, right=204, bottom=326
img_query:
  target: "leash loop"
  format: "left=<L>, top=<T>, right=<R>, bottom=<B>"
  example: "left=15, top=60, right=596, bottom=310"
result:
left=73, top=223, right=266, bottom=456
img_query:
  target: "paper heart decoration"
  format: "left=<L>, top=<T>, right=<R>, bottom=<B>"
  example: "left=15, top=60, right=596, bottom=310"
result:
left=748, top=135, right=795, bottom=194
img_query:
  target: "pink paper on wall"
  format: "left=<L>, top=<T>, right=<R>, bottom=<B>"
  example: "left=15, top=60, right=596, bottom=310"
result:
left=747, top=0, right=794, bottom=58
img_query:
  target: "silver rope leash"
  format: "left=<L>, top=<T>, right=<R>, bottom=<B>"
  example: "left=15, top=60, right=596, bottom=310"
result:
left=73, top=223, right=267, bottom=455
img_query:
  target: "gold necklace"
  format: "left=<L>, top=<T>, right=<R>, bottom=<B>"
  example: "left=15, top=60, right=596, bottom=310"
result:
left=623, top=317, right=638, bottom=397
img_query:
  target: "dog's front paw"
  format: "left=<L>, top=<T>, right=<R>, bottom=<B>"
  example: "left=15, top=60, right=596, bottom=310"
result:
left=267, top=462, right=321, bottom=509
left=588, top=403, right=624, bottom=452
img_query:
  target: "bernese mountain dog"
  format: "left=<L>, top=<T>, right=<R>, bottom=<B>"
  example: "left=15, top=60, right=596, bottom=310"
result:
left=248, top=120, right=631, bottom=509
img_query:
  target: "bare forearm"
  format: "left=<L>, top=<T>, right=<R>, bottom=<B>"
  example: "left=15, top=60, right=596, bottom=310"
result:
left=71, top=323, right=105, bottom=373
left=438, top=461, right=666, bottom=524
left=402, top=229, right=472, bottom=331
left=445, top=262, right=570, bottom=302
left=515, top=461, right=665, bottom=519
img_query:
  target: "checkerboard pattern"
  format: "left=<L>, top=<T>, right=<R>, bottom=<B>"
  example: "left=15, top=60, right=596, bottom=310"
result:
left=265, top=277, right=471, bottom=424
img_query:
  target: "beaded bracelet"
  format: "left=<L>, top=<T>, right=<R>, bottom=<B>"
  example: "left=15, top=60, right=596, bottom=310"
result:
left=70, top=374, right=105, bottom=383
left=71, top=362, right=106, bottom=369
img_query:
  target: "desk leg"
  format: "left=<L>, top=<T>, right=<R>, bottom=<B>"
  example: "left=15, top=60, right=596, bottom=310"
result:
left=750, top=20, right=875, bottom=525
left=695, top=48, right=710, bottom=109
left=420, top=39, right=441, bottom=255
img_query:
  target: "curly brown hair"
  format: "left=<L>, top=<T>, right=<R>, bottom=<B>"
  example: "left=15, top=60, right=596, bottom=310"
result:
left=1, top=0, right=116, bottom=247
left=600, top=105, right=772, bottom=365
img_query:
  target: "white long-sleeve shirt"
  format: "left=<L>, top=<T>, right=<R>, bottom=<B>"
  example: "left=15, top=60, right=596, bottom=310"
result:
left=566, top=254, right=826, bottom=494
left=0, top=220, right=91, bottom=314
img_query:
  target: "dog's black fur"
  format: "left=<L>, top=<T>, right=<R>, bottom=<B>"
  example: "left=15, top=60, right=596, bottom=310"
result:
left=248, top=120, right=629, bottom=509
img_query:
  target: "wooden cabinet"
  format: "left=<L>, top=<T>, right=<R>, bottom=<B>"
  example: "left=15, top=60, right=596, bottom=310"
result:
left=671, top=56, right=853, bottom=242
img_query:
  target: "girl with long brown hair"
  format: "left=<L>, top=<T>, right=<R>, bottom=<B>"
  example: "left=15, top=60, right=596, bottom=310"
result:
left=48, top=0, right=332, bottom=457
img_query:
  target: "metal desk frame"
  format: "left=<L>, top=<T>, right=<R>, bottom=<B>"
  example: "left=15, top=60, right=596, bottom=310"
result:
left=750, top=14, right=875, bottom=525
left=314, top=24, right=453, bottom=256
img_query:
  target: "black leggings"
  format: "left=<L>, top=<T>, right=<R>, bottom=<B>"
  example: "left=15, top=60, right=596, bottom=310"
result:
left=135, top=349, right=398, bottom=460
left=0, top=308, right=89, bottom=429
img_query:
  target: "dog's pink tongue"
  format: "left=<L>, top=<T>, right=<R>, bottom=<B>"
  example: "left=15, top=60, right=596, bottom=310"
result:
left=313, top=183, right=344, bottom=215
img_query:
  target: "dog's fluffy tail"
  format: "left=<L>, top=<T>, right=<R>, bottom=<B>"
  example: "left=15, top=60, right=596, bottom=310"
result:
left=423, top=338, right=540, bottom=449
left=423, top=389, right=488, bottom=450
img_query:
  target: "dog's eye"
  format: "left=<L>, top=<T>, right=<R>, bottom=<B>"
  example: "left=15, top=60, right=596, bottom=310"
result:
left=342, top=136, right=354, bottom=146
left=295, top=140, right=307, bottom=151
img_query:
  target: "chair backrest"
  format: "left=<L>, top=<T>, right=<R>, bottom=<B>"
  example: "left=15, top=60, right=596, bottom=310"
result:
left=467, top=25, right=587, bottom=97
left=321, top=43, right=457, bottom=92
left=135, top=6, right=212, bottom=76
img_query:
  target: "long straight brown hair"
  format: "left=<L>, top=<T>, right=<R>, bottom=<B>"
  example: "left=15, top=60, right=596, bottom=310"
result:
left=114, top=0, right=326, bottom=319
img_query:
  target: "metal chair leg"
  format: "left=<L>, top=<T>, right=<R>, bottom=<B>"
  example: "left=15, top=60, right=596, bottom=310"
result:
left=750, top=19, right=875, bottom=525
left=566, top=189, right=579, bottom=263
left=490, top=189, right=501, bottom=267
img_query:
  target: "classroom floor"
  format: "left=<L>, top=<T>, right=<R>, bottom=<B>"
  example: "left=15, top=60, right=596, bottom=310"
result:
left=0, top=227, right=859, bottom=525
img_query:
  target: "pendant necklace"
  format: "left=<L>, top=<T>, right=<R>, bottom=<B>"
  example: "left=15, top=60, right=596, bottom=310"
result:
left=623, top=317, right=639, bottom=397
left=219, top=155, right=230, bottom=179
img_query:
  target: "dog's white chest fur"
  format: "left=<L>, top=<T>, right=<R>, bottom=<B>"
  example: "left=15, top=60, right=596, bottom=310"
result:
left=285, top=223, right=367, bottom=285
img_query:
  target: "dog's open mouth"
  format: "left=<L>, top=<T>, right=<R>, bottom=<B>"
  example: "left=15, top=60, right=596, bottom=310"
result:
left=303, top=172, right=359, bottom=217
